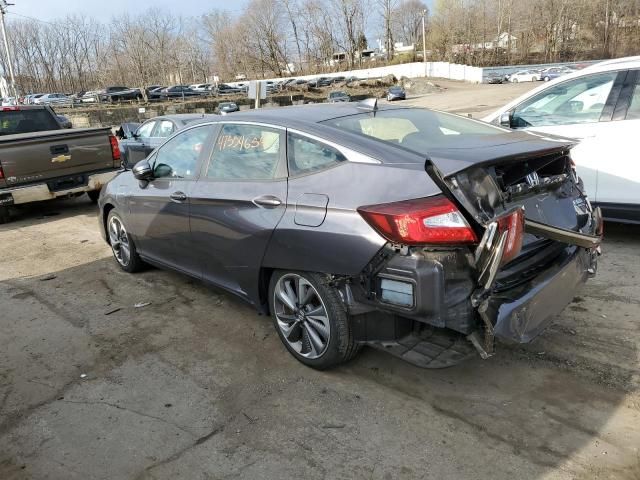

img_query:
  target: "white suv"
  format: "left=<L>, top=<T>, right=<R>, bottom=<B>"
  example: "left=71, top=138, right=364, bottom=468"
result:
left=484, top=56, right=640, bottom=223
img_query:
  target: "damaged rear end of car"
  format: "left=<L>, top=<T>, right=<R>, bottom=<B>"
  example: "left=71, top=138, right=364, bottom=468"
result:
left=335, top=125, right=602, bottom=367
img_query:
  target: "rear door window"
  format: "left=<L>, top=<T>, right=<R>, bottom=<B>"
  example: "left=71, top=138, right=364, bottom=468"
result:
left=207, top=124, right=284, bottom=180
left=136, top=121, right=156, bottom=139
left=155, top=120, right=175, bottom=138
left=287, top=133, right=346, bottom=175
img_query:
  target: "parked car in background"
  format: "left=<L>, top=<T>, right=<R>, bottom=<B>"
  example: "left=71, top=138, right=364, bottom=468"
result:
left=34, top=93, right=73, bottom=105
left=327, top=91, right=350, bottom=103
left=159, top=85, right=203, bottom=99
left=308, top=77, right=331, bottom=87
left=99, top=86, right=143, bottom=102
left=23, top=94, right=44, bottom=105
left=2, top=97, right=17, bottom=106
left=99, top=102, right=601, bottom=370
left=540, top=66, right=576, bottom=82
left=190, top=83, right=212, bottom=92
left=484, top=73, right=504, bottom=84
left=509, top=70, right=541, bottom=82
left=216, top=84, right=243, bottom=95
left=80, top=91, right=101, bottom=103
left=0, top=105, right=120, bottom=223
left=386, top=86, right=406, bottom=101
left=146, top=86, right=167, bottom=100
left=216, top=102, right=239, bottom=114
left=484, top=55, right=640, bottom=223
left=116, top=113, right=216, bottom=167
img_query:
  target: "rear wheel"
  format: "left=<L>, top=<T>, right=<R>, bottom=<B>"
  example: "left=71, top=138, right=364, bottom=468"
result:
left=544, top=76, right=550, bottom=81
left=107, top=210, right=144, bottom=273
left=269, top=271, right=359, bottom=370
left=87, top=190, right=100, bottom=203
left=0, top=206, right=10, bottom=224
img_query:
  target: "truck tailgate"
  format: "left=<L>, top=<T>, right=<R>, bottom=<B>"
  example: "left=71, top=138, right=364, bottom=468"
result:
left=0, top=128, right=114, bottom=187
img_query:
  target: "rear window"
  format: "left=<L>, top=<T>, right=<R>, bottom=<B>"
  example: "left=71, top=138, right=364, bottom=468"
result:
left=320, top=108, right=504, bottom=152
left=0, top=109, right=60, bottom=136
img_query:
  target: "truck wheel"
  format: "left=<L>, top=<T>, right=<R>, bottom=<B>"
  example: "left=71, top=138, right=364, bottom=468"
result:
left=269, top=271, right=360, bottom=370
left=107, top=211, right=144, bottom=273
left=87, top=190, right=100, bottom=203
left=0, top=206, right=10, bottom=225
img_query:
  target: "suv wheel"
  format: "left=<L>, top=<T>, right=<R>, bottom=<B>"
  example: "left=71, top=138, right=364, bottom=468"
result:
left=269, top=271, right=359, bottom=370
left=107, top=210, right=144, bottom=273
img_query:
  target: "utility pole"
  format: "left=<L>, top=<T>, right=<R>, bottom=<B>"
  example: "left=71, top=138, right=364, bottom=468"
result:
left=0, top=0, right=17, bottom=99
left=422, top=9, right=427, bottom=63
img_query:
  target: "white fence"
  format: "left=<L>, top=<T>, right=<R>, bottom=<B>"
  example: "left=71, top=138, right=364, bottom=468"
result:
left=228, top=62, right=484, bottom=86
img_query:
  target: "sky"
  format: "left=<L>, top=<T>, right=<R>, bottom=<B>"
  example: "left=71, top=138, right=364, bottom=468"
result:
left=7, top=0, right=247, bottom=21
left=8, top=0, right=434, bottom=23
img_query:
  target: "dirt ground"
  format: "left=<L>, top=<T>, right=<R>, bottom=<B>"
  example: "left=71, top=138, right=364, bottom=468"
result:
left=1, top=80, right=639, bottom=480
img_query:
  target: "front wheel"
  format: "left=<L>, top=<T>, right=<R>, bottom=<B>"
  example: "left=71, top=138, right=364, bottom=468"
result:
left=107, top=210, right=144, bottom=273
left=269, top=271, right=359, bottom=370
left=544, top=76, right=550, bottom=81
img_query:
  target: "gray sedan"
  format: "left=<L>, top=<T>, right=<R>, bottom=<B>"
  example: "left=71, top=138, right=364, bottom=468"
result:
left=98, top=102, right=602, bottom=370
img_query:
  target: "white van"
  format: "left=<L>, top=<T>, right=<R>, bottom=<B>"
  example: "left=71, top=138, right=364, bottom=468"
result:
left=484, top=56, right=640, bottom=223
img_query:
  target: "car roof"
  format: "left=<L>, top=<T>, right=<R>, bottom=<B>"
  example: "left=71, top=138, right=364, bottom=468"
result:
left=154, top=114, right=218, bottom=125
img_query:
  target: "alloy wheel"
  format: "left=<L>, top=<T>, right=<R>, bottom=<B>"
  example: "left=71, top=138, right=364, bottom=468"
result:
left=108, top=216, right=131, bottom=267
left=273, top=274, right=331, bottom=359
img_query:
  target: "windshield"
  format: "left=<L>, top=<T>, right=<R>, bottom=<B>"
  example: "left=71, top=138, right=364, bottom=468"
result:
left=329, top=92, right=345, bottom=98
left=320, top=108, right=504, bottom=152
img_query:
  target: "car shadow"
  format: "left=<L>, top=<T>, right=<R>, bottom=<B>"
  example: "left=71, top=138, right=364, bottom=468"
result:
left=0, top=194, right=99, bottom=229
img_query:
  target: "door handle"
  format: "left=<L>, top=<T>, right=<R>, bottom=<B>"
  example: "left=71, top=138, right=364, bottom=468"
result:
left=170, top=191, right=187, bottom=202
left=253, top=195, right=282, bottom=208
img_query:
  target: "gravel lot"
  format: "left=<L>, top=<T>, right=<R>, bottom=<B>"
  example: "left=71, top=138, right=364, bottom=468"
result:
left=1, top=80, right=639, bottom=480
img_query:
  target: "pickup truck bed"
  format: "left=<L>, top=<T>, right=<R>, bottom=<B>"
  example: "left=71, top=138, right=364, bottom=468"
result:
left=0, top=106, right=121, bottom=223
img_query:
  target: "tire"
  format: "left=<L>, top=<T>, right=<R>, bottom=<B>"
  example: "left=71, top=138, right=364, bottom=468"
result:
left=544, top=76, right=550, bottom=82
left=87, top=190, right=100, bottom=203
left=106, top=210, right=144, bottom=273
left=269, top=270, right=359, bottom=370
left=513, top=78, right=519, bottom=83
left=0, top=205, right=10, bottom=225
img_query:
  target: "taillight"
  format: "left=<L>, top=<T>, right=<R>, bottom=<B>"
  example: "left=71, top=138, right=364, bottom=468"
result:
left=109, top=135, right=121, bottom=164
left=497, top=208, right=525, bottom=266
left=358, top=195, right=478, bottom=245
left=0, top=164, right=4, bottom=180
left=0, top=106, right=19, bottom=111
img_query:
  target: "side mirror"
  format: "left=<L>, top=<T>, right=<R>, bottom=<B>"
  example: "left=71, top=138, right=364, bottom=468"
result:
left=499, top=112, right=512, bottom=128
left=132, top=160, right=153, bottom=181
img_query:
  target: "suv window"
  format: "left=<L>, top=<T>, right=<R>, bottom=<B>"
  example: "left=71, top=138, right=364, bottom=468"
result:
left=627, top=73, right=640, bottom=120
left=207, top=124, right=282, bottom=180
left=151, top=125, right=213, bottom=179
left=288, top=133, right=346, bottom=175
left=512, top=71, right=618, bottom=127
left=136, top=121, right=156, bottom=139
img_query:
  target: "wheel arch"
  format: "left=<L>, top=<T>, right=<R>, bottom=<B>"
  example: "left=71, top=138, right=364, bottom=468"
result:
left=102, top=203, right=116, bottom=244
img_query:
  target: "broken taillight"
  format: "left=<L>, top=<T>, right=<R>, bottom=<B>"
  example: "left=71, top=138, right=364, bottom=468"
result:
left=497, top=208, right=525, bottom=266
left=109, top=135, right=121, bottom=165
left=358, top=195, right=478, bottom=245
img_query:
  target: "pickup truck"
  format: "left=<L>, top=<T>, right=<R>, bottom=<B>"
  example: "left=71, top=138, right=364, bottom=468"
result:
left=0, top=105, right=121, bottom=224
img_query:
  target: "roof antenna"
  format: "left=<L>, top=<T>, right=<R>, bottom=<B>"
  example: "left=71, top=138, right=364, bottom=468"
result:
left=357, top=97, right=378, bottom=112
